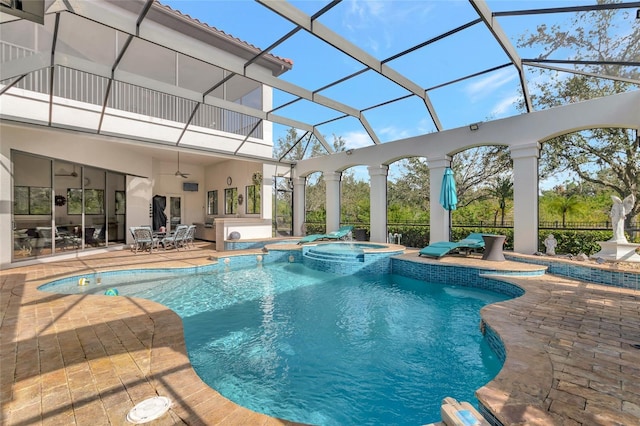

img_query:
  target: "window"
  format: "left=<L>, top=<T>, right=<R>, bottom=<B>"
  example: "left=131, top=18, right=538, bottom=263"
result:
left=67, top=188, right=82, bottom=214
left=115, top=191, right=125, bottom=214
left=13, top=186, right=51, bottom=214
left=207, top=190, right=218, bottom=215
left=31, top=187, right=52, bottom=214
left=14, top=186, right=29, bottom=214
left=67, top=188, right=104, bottom=215
left=246, top=184, right=260, bottom=214
left=85, top=189, right=104, bottom=215
left=224, top=187, right=237, bottom=214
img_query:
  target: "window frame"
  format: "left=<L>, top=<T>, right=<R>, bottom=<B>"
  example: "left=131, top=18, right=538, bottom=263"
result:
left=224, top=187, right=238, bottom=215
left=245, top=184, right=260, bottom=214
left=207, top=190, right=218, bottom=215
left=13, top=186, right=52, bottom=215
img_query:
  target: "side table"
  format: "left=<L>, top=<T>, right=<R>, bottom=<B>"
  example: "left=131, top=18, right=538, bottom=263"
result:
left=482, top=234, right=506, bottom=261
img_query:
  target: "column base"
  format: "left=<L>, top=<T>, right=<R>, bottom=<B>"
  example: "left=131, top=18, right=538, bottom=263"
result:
left=591, top=241, right=640, bottom=263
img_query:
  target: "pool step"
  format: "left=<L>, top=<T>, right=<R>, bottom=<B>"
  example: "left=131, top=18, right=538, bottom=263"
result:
left=303, top=250, right=365, bottom=263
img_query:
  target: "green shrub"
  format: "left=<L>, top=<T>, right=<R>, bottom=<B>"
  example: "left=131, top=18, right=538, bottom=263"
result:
left=305, top=223, right=627, bottom=256
left=304, top=223, right=325, bottom=235
left=538, top=230, right=612, bottom=255
left=387, top=225, right=429, bottom=247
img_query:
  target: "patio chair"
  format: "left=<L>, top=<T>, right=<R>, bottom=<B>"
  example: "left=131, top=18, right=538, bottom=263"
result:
left=159, top=225, right=189, bottom=251
left=84, top=227, right=99, bottom=247
left=56, top=226, right=81, bottom=250
left=297, top=225, right=354, bottom=244
left=183, top=225, right=196, bottom=249
left=418, top=233, right=485, bottom=258
left=32, top=226, right=65, bottom=252
left=131, top=226, right=160, bottom=253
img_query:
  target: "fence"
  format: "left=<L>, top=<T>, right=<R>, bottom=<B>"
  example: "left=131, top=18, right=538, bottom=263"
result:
left=454, top=221, right=638, bottom=231
left=308, top=221, right=639, bottom=231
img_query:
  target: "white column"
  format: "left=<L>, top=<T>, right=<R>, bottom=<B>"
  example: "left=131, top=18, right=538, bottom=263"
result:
left=368, top=165, right=389, bottom=243
left=325, top=172, right=342, bottom=233
left=261, top=168, right=273, bottom=222
left=292, top=176, right=306, bottom=236
left=510, top=143, right=540, bottom=254
left=428, top=156, right=452, bottom=243
left=0, top=144, right=11, bottom=267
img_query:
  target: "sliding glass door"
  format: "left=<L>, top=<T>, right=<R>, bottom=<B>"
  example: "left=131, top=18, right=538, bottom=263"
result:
left=13, top=151, right=53, bottom=260
left=12, top=150, right=126, bottom=262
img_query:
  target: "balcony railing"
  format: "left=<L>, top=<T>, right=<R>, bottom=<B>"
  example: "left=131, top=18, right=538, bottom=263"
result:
left=1, top=42, right=263, bottom=138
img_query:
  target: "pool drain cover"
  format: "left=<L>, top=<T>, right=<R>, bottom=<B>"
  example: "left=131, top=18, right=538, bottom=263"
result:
left=126, top=396, right=171, bottom=424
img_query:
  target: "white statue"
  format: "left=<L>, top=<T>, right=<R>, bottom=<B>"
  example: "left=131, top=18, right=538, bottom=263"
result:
left=543, top=234, right=557, bottom=256
left=609, top=194, right=635, bottom=243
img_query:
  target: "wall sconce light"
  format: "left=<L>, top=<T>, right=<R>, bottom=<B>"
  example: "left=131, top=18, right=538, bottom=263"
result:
left=469, top=123, right=480, bottom=131
left=346, top=149, right=353, bottom=155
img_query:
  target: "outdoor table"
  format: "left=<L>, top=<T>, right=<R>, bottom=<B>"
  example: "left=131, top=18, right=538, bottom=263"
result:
left=482, top=234, right=506, bottom=261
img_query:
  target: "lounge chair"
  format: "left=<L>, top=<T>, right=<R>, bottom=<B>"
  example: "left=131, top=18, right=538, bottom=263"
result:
left=298, top=225, right=354, bottom=244
left=159, top=225, right=189, bottom=250
left=418, top=233, right=485, bottom=258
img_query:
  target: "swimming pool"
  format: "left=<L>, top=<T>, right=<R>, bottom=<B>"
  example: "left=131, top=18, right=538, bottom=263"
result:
left=40, top=261, right=510, bottom=425
left=307, top=242, right=388, bottom=253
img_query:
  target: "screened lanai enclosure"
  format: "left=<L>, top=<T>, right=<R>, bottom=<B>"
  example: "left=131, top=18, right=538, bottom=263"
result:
left=1, top=0, right=638, bottom=266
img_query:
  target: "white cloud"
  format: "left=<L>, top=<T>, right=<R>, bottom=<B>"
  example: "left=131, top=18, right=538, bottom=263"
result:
left=340, top=121, right=428, bottom=149
left=491, top=95, right=520, bottom=116
left=379, top=125, right=412, bottom=141
left=465, top=68, right=517, bottom=102
left=343, top=130, right=374, bottom=149
left=342, top=1, right=434, bottom=53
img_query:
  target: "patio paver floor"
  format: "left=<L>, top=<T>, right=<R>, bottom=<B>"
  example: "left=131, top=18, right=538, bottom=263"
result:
left=1, top=244, right=639, bottom=425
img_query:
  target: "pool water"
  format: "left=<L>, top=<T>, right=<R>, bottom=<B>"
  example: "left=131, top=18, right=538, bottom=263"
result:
left=40, top=263, right=509, bottom=425
left=308, top=242, right=387, bottom=254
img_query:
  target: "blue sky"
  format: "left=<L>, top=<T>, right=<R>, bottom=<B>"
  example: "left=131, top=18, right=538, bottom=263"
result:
left=162, top=1, right=594, bottom=145
left=160, top=1, right=630, bottom=186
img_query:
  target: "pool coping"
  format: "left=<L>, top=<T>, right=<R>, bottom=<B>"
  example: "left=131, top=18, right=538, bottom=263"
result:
left=2, top=246, right=640, bottom=425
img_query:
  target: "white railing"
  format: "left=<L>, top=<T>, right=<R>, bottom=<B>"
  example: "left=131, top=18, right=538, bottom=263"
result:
left=1, top=42, right=262, bottom=138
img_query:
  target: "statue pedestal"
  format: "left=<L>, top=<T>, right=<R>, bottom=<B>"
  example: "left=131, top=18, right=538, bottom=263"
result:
left=591, top=241, right=640, bottom=263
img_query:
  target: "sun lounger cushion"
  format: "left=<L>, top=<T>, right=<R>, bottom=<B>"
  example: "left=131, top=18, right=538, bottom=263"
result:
left=418, top=233, right=485, bottom=258
left=298, top=226, right=354, bottom=244
left=418, top=242, right=461, bottom=258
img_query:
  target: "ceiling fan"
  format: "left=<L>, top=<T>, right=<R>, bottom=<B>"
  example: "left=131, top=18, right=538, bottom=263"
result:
left=55, top=165, right=78, bottom=177
left=174, top=151, right=189, bottom=178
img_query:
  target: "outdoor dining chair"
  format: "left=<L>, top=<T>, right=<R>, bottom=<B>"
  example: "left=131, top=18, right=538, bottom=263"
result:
left=183, top=225, right=196, bottom=249
left=130, top=226, right=160, bottom=253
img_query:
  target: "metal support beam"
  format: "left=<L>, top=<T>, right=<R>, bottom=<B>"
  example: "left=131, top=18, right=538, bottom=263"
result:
left=256, top=0, right=443, bottom=131
left=523, top=62, right=640, bottom=85
left=470, top=0, right=533, bottom=113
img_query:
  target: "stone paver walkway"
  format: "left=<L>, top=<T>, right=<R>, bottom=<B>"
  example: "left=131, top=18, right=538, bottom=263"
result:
left=1, top=245, right=639, bottom=425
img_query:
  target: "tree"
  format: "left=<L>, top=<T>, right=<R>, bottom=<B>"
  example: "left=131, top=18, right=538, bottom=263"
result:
left=274, top=129, right=343, bottom=162
left=340, top=173, right=370, bottom=224
left=487, top=176, right=513, bottom=226
left=519, top=2, right=640, bottom=226
left=399, top=146, right=513, bottom=212
left=548, top=193, right=581, bottom=228
left=452, top=146, right=512, bottom=208
left=275, top=131, right=347, bottom=226
left=388, top=158, right=430, bottom=215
